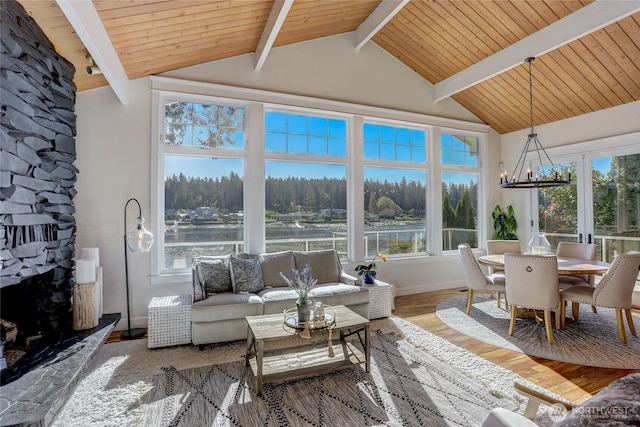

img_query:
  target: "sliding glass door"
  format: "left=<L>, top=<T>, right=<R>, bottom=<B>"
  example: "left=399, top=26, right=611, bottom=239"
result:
left=591, top=153, right=640, bottom=261
left=533, top=147, right=640, bottom=262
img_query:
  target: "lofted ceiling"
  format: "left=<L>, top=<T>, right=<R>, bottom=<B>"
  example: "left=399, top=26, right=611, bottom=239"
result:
left=16, top=0, right=640, bottom=135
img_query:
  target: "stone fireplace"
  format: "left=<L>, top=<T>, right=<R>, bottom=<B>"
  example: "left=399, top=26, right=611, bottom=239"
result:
left=1, top=0, right=76, bottom=381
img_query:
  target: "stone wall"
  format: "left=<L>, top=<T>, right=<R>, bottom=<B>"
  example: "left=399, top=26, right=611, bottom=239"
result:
left=0, top=0, right=77, bottom=338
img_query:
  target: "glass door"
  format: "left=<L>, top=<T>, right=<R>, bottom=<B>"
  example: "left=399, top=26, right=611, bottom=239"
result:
left=532, top=147, right=640, bottom=261
left=536, top=161, right=579, bottom=250
left=590, top=153, right=640, bottom=262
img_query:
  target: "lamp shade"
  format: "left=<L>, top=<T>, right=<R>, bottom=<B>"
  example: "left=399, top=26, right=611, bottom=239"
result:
left=126, top=216, right=154, bottom=253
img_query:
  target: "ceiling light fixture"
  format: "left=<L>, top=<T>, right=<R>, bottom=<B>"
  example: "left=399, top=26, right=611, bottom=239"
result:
left=500, top=57, right=570, bottom=189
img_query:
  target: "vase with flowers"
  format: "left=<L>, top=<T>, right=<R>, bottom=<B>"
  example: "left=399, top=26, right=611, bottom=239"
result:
left=355, top=252, right=388, bottom=284
left=279, top=263, right=317, bottom=322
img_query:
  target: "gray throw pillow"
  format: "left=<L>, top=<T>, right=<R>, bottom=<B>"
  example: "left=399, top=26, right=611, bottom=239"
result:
left=230, top=256, right=264, bottom=293
left=196, top=256, right=232, bottom=295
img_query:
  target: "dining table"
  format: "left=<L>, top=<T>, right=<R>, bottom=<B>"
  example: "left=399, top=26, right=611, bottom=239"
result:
left=477, top=254, right=611, bottom=275
left=477, top=253, right=611, bottom=327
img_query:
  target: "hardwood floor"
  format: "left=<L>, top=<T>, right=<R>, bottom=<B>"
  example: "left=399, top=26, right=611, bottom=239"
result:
left=108, top=288, right=639, bottom=405
left=393, top=288, right=639, bottom=405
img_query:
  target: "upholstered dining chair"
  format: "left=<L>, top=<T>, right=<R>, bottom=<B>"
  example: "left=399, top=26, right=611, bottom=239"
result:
left=458, top=243, right=507, bottom=314
left=556, top=242, right=598, bottom=288
left=561, top=251, right=640, bottom=344
left=556, top=242, right=599, bottom=315
left=486, top=240, right=521, bottom=274
left=504, top=253, right=562, bottom=344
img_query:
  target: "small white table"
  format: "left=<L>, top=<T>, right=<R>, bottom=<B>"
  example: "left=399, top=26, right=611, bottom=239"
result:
left=148, top=295, right=192, bottom=348
left=363, top=279, right=395, bottom=319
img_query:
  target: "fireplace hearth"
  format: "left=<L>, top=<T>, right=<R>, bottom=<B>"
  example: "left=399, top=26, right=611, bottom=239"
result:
left=0, top=313, right=120, bottom=427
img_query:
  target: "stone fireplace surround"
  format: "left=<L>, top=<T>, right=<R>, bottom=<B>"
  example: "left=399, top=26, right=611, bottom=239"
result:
left=0, top=1, right=116, bottom=425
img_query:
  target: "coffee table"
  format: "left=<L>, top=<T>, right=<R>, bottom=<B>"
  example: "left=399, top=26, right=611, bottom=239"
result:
left=245, top=305, right=370, bottom=396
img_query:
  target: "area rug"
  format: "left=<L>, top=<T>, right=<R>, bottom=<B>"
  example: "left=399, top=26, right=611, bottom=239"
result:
left=50, top=316, right=561, bottom=426
left=437, top=294, right=640, bottom=369
left=144, top=330, right=519, bottom=426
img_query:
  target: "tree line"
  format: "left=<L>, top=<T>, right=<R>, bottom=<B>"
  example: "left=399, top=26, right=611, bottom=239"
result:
left=165, top=173, right=477, bottom=223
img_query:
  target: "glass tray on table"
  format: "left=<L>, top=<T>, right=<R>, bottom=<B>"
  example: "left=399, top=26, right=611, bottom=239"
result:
left=283, top=305, right=335, bottom=330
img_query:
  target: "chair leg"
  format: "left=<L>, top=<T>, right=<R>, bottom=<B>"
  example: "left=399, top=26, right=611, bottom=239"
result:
left=466, top=289, right=474, bottom=314
left=625, top=308, right=637, bottom=337
left=496, top=292, right=502, bottom=310
left=554, top=308, right=561, bottom=330
left=591, top=305, right=597, bottom=313
left=561, top=301, right=566, bottom=329
left=509, top=305, right=517, bottom=336
left=615, top=308, right=627, bottom=344
left=544, top=310, right=554, bottom=344
left=571, top=302, right=580, bottom=321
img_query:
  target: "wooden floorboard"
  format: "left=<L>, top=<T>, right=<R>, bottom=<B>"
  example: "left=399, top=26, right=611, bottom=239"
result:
left=108, top=287, right=639, bottom=405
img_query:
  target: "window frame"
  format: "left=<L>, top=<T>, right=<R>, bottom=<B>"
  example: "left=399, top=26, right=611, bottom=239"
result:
left=437, top=129, right=487, bottom=253
left=150, top=77, right=490, bottom=280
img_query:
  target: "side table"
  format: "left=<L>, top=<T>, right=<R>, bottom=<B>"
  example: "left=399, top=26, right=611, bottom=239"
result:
left=364, top=280, right=395, bottom=319
left=148, top=295, right=192, bottom=348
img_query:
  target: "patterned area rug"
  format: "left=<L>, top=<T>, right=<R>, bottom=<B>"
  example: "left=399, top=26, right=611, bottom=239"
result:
left=51, top=317, right=561, bottom=426
left=143, top=330, right=518, bottom=426
left=437, top=294, right=640, bottom=369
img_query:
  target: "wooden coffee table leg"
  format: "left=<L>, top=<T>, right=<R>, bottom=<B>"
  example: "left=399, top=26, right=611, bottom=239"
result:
left=256, top=340, right=264, bottom=396
left=365, top=324, right=370, bottom=373
left=245, top=326, right=252, bottom=367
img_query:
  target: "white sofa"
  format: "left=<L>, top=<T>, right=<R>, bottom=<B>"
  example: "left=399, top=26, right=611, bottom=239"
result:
left=191, top=249, right=370, bottom=345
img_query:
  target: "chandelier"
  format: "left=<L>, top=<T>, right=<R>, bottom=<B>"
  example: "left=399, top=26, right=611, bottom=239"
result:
left=500, top=57, right=570, bottom=189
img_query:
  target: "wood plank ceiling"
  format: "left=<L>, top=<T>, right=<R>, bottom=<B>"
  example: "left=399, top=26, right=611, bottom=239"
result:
left=15, top=0, right=640, bottom=135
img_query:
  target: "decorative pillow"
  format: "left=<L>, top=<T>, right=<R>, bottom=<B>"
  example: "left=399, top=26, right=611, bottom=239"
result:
left=259, top=250, right=295, bottom=287
left=230, top=256, right=264, bottom=293
left=294, top=249, right=340, bottom=284
left=196, top=256, right=232, bottom=295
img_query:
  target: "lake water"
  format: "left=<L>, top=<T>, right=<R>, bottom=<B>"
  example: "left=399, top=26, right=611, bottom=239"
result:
left=163, top=221, right=427, bottom=269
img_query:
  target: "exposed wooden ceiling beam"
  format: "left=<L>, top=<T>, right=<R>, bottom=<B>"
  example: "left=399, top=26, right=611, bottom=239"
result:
left=56, top=0, right=130, bottom=104
left=355, top=0, right=409, bottom=50
left=434, top=0, right=640, bottom=102
left=255, top=0, right=294, bottom=71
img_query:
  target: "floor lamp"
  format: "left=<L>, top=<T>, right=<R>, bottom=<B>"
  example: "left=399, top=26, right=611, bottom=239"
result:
left=121, top=198, right=154, bottom=340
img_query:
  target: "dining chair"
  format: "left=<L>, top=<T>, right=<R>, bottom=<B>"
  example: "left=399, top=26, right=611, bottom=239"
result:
left=561, top=252, right=640, bottom=344
left=486, top=240, right=521, bottom=274
left=504, top=253, right=562, bottom=344
left=556, top=242, right=598, bottom=287
left=556, top=242, right=598, bottom=314
left=458, top=243, right=507, bottom=314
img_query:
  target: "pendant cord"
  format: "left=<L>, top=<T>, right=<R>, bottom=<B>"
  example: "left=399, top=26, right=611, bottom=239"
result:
left=527, top=57, right=535, bottom=136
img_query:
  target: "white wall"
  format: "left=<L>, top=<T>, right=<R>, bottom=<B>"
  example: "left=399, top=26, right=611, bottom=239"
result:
left=73, top=33, right=510, bottom=330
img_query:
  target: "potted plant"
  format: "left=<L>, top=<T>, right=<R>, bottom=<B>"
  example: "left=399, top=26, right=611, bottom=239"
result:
left=355, top=252, right=388, bottom=284
left=492, top=204, right=518, bottom=240
left=280, top=263, right=317, bottom=322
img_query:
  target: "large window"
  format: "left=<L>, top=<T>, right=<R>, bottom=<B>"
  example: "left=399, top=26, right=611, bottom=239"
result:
left=364, top=167, right=426, bottom=256
left=362, top=122, right=427, bottom=258
left=153, top=85, right=489, bottom=275
left=265, top=161, right=347, bottom=255
left=441, top=133, right=479, bottom=250
left=159, top=99, right=246, bottom=271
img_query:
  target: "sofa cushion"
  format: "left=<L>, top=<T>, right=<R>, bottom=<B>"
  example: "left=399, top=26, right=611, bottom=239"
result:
left=195, top=256, right=232, bottom=295
left=260, top=283, right=369, bottom=315
left=259, top=250, right=295, bottom=288
left=230, top=256, right=264, bottom=293
left=294, top=249, right=340, bottom=284
left=191, top=292, right=263, bottom=323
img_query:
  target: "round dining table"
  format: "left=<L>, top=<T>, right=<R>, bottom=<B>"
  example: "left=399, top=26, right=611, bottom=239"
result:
left=477, top=254, right=610, bottom=275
